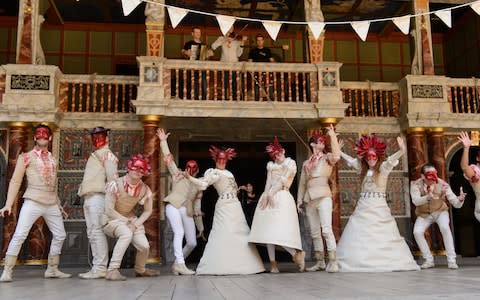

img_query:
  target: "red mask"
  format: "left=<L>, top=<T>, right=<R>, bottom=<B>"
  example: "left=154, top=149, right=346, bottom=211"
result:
left=127, top=154, right=151, bottom=176
left=34, top=127, right=51, bottom=141
left=185, top=160, right=198, bottom=176
left=424, top=169, right=438, bottom=183
left=91, top=133, right=107, bottom=148
left=366, top=150, right=377, bottom=161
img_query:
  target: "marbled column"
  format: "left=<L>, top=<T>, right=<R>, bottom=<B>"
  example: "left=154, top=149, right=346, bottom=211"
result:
left=321, top=118, right=340, bottom=240
left=2, top=122, right=29, bottom=261
left=142, top=115, right=161, bottom=263
left=17, top=0, right=33, bottom=64
left=427, top=128, right=447, bottom=255
left=406, top=127, right=427, bottom=254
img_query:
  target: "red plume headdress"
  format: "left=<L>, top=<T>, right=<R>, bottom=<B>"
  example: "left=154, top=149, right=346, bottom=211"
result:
left=127, top=153, right=152, bottom=176
left=265, top=136, right=284, bottom=160
left=309, top=129, right=326, bottom=145
left=354, top=134, right=386, bottom=159
left=209, top=145, right=237, bottom=162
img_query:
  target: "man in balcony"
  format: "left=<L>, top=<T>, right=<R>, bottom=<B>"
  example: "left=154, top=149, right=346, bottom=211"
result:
left=248, top=34, right=275, bottom=100
left=181, top=26, right=213, bottom=100
left=410, top=164, right=466, bottom=269
left=103, top=154, right=159, bottom=281
left=77, top=126, right=118, bottom=279
left=0, top=124, right=71, bottom=282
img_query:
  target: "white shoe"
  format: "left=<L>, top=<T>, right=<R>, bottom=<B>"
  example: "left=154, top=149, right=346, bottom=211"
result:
left=172, top=263, right=195, bottom=275
left=448, top=262, right=458, bottom=269
left=78, top=269, right=106, bottom=279
left=420, top=260, right=435, bottom=269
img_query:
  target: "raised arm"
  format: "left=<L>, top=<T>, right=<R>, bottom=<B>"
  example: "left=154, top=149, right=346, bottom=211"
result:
left=157, top=128, right=181, bottom=177
left=326, top=124, right=340, bottom=164
left=340, top=151, right=361, bottom=171
left=380, top=136, right=405, bottom=175
left=458, top=131, right=475, bottom=180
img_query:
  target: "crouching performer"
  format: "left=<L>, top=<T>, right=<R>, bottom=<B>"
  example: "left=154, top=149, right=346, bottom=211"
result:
left=0, top=124, right=71, bottom=282
left=103, top=154, right=159, bottom=281
left=157, top=128, right=204, bottom=275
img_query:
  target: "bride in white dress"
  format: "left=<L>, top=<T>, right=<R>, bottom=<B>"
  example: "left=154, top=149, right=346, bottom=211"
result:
left=187, top=146, right=265, bottom=275
left=337, top=135, right=419, bottom=272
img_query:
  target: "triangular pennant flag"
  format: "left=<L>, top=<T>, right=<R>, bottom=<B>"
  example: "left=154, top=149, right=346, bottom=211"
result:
left=392, top=15, right=411, bottom=35
left=121, top=0, right=142, bottom=16
left=216, top=15, right=236, bottom=36
left=167, top=6, right=188, bottom=29
left=470, top=2, right=480, bottom=15
left=435, top=9, right=452, bottom=28
left=351, top=21, right=370, bottom=42
left=307, top=22, right=325, bottom=39
left=262, top=21, right=282, bottom=40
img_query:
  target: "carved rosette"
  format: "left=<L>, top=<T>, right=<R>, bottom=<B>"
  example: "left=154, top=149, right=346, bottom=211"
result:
left=142, top=116, right=161, bottom=263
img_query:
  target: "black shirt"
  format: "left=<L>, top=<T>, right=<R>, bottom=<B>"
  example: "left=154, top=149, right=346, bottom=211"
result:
left=248, top=47, right=273, bottom=62
left=183, top=40, right=204, bottom=60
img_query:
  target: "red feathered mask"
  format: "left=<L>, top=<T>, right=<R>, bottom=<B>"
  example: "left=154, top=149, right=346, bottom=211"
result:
left=265, top=136, right=284, bottom=160
left=209, top=145, right=237, bottom=162
left=355, top=134, right=386, bottom=160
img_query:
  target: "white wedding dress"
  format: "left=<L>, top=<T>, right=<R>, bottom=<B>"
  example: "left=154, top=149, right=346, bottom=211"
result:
left=337, top=151, right=420, bottom=272
left=191, top=168, right=265, bottom=275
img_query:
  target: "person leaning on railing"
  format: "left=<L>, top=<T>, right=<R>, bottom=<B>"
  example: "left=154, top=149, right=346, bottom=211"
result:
left=248, top=34, right=275, bottom=100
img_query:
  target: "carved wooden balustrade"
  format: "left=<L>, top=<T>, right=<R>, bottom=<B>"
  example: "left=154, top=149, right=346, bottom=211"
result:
left=448, top=78, right=480, bottom=114
left=59, top=74, right=138, bottom=113
left=163, top=60, right=318, bottom=103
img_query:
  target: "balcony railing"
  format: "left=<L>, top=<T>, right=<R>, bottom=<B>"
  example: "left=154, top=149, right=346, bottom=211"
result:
left=59, top=74, right=138, bottom=113
left=448, top=78, right=480, bottom=114
left=341, top=81, right=400, bottom=117
left=163, top=60, right=317, bottom=103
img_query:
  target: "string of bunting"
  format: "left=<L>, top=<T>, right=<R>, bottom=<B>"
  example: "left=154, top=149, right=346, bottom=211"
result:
left=122, top=0, right=480, bottom=41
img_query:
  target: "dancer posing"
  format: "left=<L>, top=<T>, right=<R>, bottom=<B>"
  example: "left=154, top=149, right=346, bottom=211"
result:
left=78, top=127, right=118, bottom=279
left=249, top=137, right=305, bottom=273
left=411, top=164, right=465, bottom=269
left=297, top=125, right=340, bottom=272
left=157, top=129, right=204, bottom=275
left=103, top=154, right=159, bottom=280
left=187, top=146, right=265, bottom=275
left=0, top=124, right=71, bottom=282
left=336, top=134, right=419, bottom=272
left=458, top=131, right=480, bottom=222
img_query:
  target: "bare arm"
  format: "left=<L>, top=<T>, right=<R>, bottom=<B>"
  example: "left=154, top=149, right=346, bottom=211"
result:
left=458, top=131, right=475, bottom=179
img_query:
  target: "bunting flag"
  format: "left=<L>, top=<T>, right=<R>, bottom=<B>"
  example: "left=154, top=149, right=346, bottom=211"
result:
left=392, top=15, right=411, bottom=35
left=216, top=15, right=236, bottom=36
left=470, top=1, right=480, bottom=15
left=121, top=0, right=142, bottom=16
left=167, top=6, right=188, bottom=29
left=435, top=9, right=452, bottom=28
left=351, top=21, right=370, bottom=41
left=262, top=21, right=282, bottom=40
left=307, top=22, right=326, bottom=39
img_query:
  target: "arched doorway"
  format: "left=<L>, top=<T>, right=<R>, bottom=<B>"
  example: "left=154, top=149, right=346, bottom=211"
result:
left=178, top=141, right=297, bottom=262
left=449, top=148, right=480, bottom=257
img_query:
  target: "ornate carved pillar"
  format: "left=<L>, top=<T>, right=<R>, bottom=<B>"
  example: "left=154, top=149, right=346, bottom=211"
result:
left=320, top=117, right=341, bottom=240
left=16, top=0, right=42, bottom=64
left=141, top=115, right=161, bottom=263
left=2, top=122, right=29, bottom=262
left=145, top=0, right=165, bottom=57
left=427, top=128, right=447, bottom=255
left=304, top=0, right=325, bottom=63
left=406, top=127, right=427, bottom=253
left=412, top=0, right=434, bottom=75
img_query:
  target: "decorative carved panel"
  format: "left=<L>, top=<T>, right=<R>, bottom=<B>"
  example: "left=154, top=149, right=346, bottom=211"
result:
left=411, top=84, right=443, bottom=98
left=10, top=74, right=50, bottom=90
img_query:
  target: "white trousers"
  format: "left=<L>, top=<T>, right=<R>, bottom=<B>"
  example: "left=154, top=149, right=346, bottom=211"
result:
left=108, top=223, right=149, bottom=273
left=6, top=199, right=66, bottom=257
left=83, top=193, right=109, bottom=272
left=413, top=210, right=456, bottom=263
left=305, top=197, right=337, bottom=252
left=165, top=204, right=197, bottom=264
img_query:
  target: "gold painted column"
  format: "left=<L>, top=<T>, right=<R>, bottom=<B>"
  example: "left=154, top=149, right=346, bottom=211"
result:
left=2, top=122, right=29, bottom=261
left=141, top=115, right=161, bottom=263
left=145, top=0, right=165, bottom=57
left=321, top=118, right=341, bottom=240
left=427, top=128, right=447, bottom=255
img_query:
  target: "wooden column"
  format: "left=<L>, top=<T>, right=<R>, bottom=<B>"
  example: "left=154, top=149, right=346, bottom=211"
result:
left=141, top=115, right=161, bottom=263
left=304, top=0, right=325, bottom=63
left=1, top=122, right=29, bottom=262
left=412, top=0, right=434, bottom=75
left=145, top=1, right=165, bottom=57
left=406, top=127, right=427, bottom=253
left=427, top=128, right=447, bottom=255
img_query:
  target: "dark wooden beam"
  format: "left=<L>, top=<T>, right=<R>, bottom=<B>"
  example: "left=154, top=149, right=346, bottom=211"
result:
left=248, top=0, right=258, bottom=18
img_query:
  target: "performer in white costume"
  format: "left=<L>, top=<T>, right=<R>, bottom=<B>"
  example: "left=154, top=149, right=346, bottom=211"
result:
left=103, top=154, right=159, bottom=281
left=297, top=125, right=340, bottom=273
left=458, top=131, right=480, bottom=222
left=78, top=127, right=118, bottom=279
left=337, top=134, right=419, bottom=272
left=0, top=125, right=71, bottom=282
left=157, top=129, right=204, bottom=275
left=411, top=164, right=465, bottom=269
left=187, top=146, right=265, bottom=275
left=249, top=137, right=305, bottom=273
